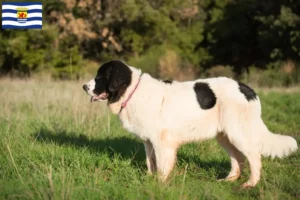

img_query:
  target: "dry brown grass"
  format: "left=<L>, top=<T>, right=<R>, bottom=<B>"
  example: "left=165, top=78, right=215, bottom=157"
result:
left=256, top=86, right=300, bottom=93
left=0, top=78, right=108, bottom=137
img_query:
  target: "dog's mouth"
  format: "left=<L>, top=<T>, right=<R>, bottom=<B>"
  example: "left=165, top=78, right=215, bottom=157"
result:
left=90, top=92, right=108, bottom=103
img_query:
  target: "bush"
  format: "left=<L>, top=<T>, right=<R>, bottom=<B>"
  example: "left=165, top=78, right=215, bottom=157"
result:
left=0, top=26, right=84, bottom=79
left=203, top=65, right=234, bottom=79
left=128, top=45, right=166, bottom=77
left=242, top=61, right=299, bottom=87
left=1, top=0, right=300, bottom=83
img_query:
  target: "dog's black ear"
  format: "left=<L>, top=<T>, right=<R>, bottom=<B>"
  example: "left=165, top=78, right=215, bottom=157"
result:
left=107, top=62, right=132, bottom=92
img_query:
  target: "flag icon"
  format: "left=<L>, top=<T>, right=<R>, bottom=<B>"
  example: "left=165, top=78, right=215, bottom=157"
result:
left=2, top=2, right=42, bottom=29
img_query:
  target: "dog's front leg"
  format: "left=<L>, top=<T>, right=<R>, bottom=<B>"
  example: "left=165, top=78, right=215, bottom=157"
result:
left=155, top=145, right=178, bottom=181
left=143, top=140, right=157, bottom=174
left=154, top=129, right=179, bottom=181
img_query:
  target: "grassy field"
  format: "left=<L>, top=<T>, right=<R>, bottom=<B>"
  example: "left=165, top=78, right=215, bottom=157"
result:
left=0, top=78, right=299, bottom=200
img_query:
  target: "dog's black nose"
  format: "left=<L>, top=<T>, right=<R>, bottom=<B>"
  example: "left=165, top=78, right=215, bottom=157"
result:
left=83, top=84, right=89, bottom=91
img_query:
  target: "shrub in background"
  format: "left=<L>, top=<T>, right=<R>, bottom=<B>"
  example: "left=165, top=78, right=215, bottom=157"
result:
left=0, top=0, right=300, bottom=85
left=242, top=61, right=299, bottom=87
left=203, top=65, right=234, bottom=79
left=0, top=25, right=84, bottom=79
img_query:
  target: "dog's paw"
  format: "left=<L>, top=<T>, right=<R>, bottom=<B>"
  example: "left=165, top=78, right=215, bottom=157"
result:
left=218, top=175, right=239, bottom=182
left=241, top=181, right=255, bottom=188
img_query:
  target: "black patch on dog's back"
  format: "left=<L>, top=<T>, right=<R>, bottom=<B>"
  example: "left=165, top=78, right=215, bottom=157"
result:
left=238, top=82, right=257, bottom=101
left=163, top=80, right=173, bottom=84
left=193, top=82, right=216, bottom=109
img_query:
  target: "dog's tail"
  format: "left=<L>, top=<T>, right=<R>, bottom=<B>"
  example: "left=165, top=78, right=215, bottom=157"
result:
left=259, top=130, right=298, bottom=159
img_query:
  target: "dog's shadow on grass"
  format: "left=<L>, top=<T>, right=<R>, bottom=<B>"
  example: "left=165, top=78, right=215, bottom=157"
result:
left=34, top=126, right=146, bottom=165
left=177, top=154, right=230, bottom=179
left=34, top=127, right=230, bottom=178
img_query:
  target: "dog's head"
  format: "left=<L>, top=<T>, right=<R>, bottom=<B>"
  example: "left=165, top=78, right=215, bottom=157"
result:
left=83, top=60, right=132, bottom=103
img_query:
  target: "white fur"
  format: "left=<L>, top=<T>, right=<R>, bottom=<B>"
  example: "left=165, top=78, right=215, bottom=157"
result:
left=85, top=79, right=96, bottom=97
left=90, top=65, right=298, bottom=187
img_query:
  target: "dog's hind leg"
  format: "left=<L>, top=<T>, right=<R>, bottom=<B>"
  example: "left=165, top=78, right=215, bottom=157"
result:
left=143, top=140, right=157, bottom=174
left=216, top=133, right=245, bottom=182
left=227, top=134, right=262, bottom=188
left=240, top=151, right=261, bottom=188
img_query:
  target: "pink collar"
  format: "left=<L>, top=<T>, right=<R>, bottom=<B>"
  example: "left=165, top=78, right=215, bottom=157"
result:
left=119, top=74, right=142, bottom=113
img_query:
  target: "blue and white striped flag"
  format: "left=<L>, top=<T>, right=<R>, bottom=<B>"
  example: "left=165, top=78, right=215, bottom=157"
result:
left=2, top=2, right=42, bottom=29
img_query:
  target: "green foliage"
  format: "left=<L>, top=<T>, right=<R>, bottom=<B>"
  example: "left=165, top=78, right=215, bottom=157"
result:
left=128, top=45, right=166, bottom=76
left=203, top=65, right=234, bottom=78
left=0, top=26, right=84, bottom=79
left=241, top=62, right=299, bottom=87
left=202, top=0, right=300, bottom=75
left=0, top=0, right=300, bottom=81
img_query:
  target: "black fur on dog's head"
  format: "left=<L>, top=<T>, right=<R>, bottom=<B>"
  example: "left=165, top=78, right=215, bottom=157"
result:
left=83, top=60, right=132, bottom=104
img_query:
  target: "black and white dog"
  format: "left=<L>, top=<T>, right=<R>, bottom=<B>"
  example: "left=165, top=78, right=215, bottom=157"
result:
left=83, top=60, right=297, bottom=187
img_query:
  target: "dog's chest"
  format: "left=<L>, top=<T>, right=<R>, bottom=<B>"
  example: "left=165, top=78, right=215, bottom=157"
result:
left=119, top=108, right=158, bottom=141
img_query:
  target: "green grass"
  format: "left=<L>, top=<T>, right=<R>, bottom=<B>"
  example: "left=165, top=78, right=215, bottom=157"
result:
left=0, top=79, right=299, bottom=200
